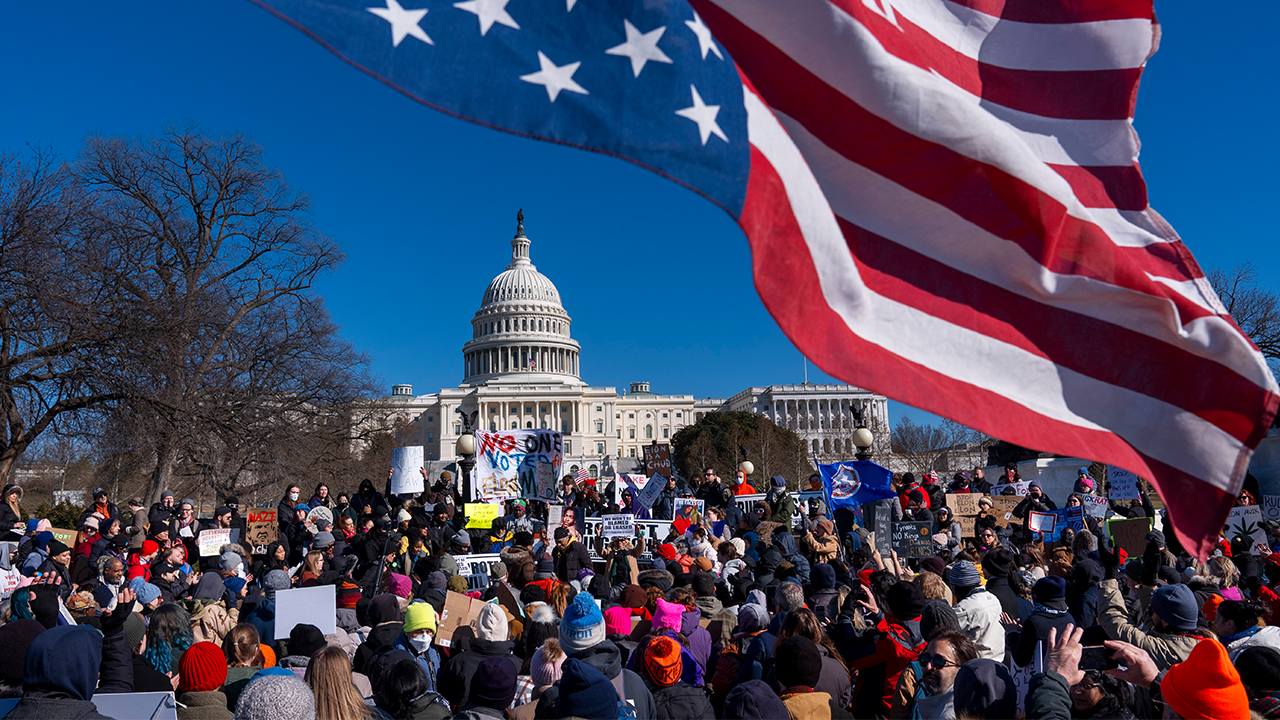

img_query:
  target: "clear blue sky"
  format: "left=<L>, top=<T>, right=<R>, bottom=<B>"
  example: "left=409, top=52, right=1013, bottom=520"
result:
left=1, top=2, right=1275, bottom=431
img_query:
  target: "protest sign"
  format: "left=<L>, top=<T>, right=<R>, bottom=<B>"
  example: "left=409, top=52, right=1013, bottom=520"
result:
left=0, top=567, right=20, bottom=596
left=49, top=528, right=76, bottom=547
left=756, top=520, right=784, bottom=547
left=602, top=514, right=636, bottom=539
left=947, top=493, right=981, bottom=516
left=957, top=515, right=977, bottom=537
left=274, top=585, right=336, bottom=639
left=673, top=498, right=703, bottom=526
left=638, top=472, right=668, bottom=511
left=1080, top=495, right=1109, bottom=518
left=991, top=496, right=1021, bottom=527
left=390, top=445, right=425, bottom=495
left=92, top=692, right=178, bottom=720
left=465, top=503, right=503, bottom=529
left=993, top=481, right=1031, bottom=497
left=306, top=506, right=333, bottom=529
left=535, top=460, right=557, bottom=501
left=1108, top=466, right=1141, bottom=500
left=436, top=590, right=486, bottom=647
left=474, top=429, right=563, bottom=503
left=1028, top=511, right=1056, bottom=534
left=246, top=507, right=278, bottom=550
left=891, top=521, right=933, bottom=558
left=1226, top=505, right=1268, bottom=554
left=1107, top=517, right=1153, bottom=556
left=451, top=553, right=502, bottom=577
left=198, top=528, right=231, bottom=557
left=495, top=580, right=523, bottom=619
left=547, top=504, right=563, bottom=528
left=642, top=444, right=672, bottom=477
left=1264, top=495, right=1280, bottom=522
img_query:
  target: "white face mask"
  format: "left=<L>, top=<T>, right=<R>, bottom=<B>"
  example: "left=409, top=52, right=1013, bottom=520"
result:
left=409, top=633, right=433, bottom=653
left=289, top=492, right=299, bottom=501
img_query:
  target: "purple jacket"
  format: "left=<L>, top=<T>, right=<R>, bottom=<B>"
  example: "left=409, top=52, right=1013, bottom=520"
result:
left=682, top=609, right=713, bottom=673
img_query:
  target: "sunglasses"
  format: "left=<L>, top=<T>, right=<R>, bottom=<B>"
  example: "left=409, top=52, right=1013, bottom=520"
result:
left=918, top=652, right=960, bottom=670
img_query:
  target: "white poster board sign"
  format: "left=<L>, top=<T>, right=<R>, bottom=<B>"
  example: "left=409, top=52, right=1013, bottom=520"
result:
left=993, top=481, right=1031, bottom=497
left=198, top=528, right=232, bottom=557
left=535, top=460, right=557, bottom=501
left=1264, top=495, right=1280, bottom=522
left=274, top=585, right=337, bottom=639
left=1028, top=511, right=1057, bottom=534
left=637, top=472, right=667, bottom=510
left=1081, top=495, right=1109, bottom=518
left=601, top=514, right=636, bottom=539
left=1108, top=467, right=1141, bottom=500
left=473, top=429, right=564, bottom=503
left=92, top=692, right=178, bottom=720
left=1226, top=505, right=1268, bottom=555
left=391, top=446, right=425, bottom=495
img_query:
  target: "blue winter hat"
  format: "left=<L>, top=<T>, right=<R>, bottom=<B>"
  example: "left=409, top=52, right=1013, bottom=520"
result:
left=946, top=560, right=981, bottom=588
left=34, top=531, right=52, bottom=550
left=134, top=582, right=161, bottom=606
left=560, top=591, right=606, bottom=653
left=811, top=563, right=836, bottom=590
left=555, top=658, right=616, bottom=720
left=1033, top=576, right=1067, bottom=602
left=1151, top=583, right=1199, bottom=631
left=224, top=577, right=247, bottom=596
left=25, top=519, right=40, bottom=533
left=771, top=475, right=786, bottom=488
left=724, top=679, right=790, bottom=720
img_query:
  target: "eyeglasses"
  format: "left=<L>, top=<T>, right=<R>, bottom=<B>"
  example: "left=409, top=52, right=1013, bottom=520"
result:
left=918, top=652, right=960, bottom=669
left=703, top=472, right=715, bottom=477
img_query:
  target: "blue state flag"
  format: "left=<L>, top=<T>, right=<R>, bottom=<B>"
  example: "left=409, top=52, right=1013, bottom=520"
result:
left=818, top=461, right=896, bottom=513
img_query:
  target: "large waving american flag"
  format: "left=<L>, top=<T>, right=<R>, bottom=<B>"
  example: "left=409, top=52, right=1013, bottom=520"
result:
left=252, top=0, right=1277, bottom=556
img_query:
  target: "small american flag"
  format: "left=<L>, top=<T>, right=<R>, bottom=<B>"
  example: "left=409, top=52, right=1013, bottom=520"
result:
left=575, top=467, right=589, bottom=484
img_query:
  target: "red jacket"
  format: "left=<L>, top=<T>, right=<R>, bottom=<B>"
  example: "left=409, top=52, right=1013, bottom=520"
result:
left=851, top=614, right=925, bottom=716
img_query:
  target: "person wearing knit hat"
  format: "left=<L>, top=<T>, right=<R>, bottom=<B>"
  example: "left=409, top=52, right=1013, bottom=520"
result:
left=650, top=597, right=685, bottom=633
left=604, top=605, right=633, bottom=637
left=283, top=624, right=327, bottom=670
left=561, top=592, right=607, bottom=652
left=620, top=584, right=647, bottom=610
left=776, top=635, right=842, bottom=718
left=262, top=569, right=291, bottom=598
left=233, top=673, right=316, bottom=720
left=643, top=636, right=682, bottom=687
left=465, top=656, right=518, bottom=712
left=134, top=581, right=162, bottom=609
left=946, top=559, right=1005, bottom=661
left=724, top=679, right=791, bottom=720
left=178, top=641, right=232, bottom=718
left=393, top=601, right=443, bottom=695
left=554, top=658, right=618, bottom=720
left=1236, top=646, right=1280, bottom=716
left=1012, top=576, right=1074, bottom=667
left=691, top=556, right=713, bottom=572
left=643, top=635, right=715, bottom=718
left=1150, top=583, right=1200, bottom=632
left=530, top=640, right=566, bottom=691
left=220, top=551, right=243, bottom=573
left=1163, top=638, right=1251, bottom=719
left=447, top=574, right=469, bottom=594
left=919, top=599, right=960, bottom=642
left=386, top=572, right=412, bottom=598
left=886, top=580, right=926, bottom=621
left=737, top=602, right=770, bottom=636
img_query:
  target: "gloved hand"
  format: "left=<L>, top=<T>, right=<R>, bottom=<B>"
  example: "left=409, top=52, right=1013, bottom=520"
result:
left=1140, top=539, right=1162, bottom=586
left=1098, top=536, right=1124, bottom=581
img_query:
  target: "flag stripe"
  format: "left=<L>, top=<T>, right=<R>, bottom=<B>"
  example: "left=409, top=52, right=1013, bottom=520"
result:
left=1047, top=163, right=1147, bottom=211
left=944, top=0, right=1154, bottom=25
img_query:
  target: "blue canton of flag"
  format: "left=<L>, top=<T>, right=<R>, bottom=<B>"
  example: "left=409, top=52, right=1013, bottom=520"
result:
left=817, top=461, right=896, bottom=514
left=252, top=0, right=751, bottom=214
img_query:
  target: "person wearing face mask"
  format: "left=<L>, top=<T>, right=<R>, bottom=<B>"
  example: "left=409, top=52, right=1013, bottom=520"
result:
left=732, top=468, right=757, bottom=496
left=393, top=601, right=443, bottom=695
left=276, top=484, right=302, bottom=532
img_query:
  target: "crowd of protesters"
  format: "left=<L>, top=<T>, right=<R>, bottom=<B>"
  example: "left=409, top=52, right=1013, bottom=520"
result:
left=3, top=461, right=1280, bottom=720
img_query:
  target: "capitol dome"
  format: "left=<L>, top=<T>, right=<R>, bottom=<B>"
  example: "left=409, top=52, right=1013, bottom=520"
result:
left=461, top=211, right=582, bottom=386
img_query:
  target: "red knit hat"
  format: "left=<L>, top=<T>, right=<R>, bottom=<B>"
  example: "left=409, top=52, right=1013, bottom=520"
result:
left=656, top=544, right=677, bottom=561
left=1202, top=594, right=1226, bottom=623
left=1163, top=639, right=1250, bottom=720
left=178, top=641, right=227, bottom=693
left=643, top=636, right=682, bottom=687
left=141, top=540, right=160, bottom=557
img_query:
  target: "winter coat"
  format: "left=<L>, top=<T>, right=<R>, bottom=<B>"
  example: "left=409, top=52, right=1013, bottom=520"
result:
left=772, top=532, right=812, bottom=583
left=734, top=631, right=776, bottom=685
left=1226, top=624, right=1280, bottom=662
left=952, top=587, right=1005, bottom=661
left=984, top=576, right=1022, bottom=618
left=652, top=681, right=716, bottom=720
left=450, top=706, right=504, bottom=720
left=1025, top=670, right=1073, bottom=720
left=808, top=587, right=842, bottom=624
left=244, top=598, right=277, bottom=648
left=390, top=632, right=443, bottom=695
left=177, top=690, right=233, bottom=720
left=801, top=531, right=840, bottom=564
left=653, top=487, right=678, bottom=520
left=500, top=546, right=536, bottom=588
left=353, top=621, right=404, bottom=674
left=681, top=608, right=713, bottom=674
left=765, top=644, right=852, bottom=710
left=534, top=639, right=656, bottom=720
left=779, top=689, right=854, bottom=720
left=1097, top=578, right=1201, bottom=669
left=1013, top=608, right=1075, bottom=667
left=767, top=489, right=797, bottom=524
left=694, top=595, right=738, bottom=649
left=553, top=539, right=593, bottom=583
left=439, top=639, right=519, bottom=708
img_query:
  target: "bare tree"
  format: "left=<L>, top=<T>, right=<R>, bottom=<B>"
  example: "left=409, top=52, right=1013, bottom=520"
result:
left=891, top=415, right=994, bottom=475
left=76, top=126, right=358, bottom=503
left=1209, top=263, right=1280, bottom=368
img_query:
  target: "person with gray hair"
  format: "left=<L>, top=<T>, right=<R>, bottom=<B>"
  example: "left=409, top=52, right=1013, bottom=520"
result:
left=1073, top=529, right=1098, bottom=558
left=244, top=569, right=291, bottom=644
left=769, top=581, right=807, bottom=633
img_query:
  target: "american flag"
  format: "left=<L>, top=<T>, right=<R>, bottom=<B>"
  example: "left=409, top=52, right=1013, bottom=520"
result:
left=575, top=466, right=589, bottom=484
left=252, top=0, right=1277, bottom=556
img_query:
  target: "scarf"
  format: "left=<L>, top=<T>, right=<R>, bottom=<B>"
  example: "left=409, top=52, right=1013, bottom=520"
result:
left=1033, top=603, right=1069, bottom=616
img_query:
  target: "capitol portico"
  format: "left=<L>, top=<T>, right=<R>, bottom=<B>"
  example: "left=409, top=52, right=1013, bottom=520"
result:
left=382, top=212, right=889, bottom=479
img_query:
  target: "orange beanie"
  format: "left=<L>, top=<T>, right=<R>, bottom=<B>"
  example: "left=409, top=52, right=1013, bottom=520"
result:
left=1163, top=639, right=1250, bottom=720
left=1202, top=594, right=1226, bottom=623
left=259, top=643, right=276, bottom=668
left=643, top=636, right=682, bottom=687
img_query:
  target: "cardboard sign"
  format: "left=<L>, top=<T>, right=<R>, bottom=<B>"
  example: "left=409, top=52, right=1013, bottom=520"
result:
left=535, top=460, right=557, bottom=501
left=674, top=498, right=704, bottom=526
left=465, top=503, right=503, bottom=529
left=474, top=429, right=564, bottom=503
left=642, top=444, right=673, bottom=477
left=1107, top=517, right=1153, bottom=556
left=274, top=585, right=337, bottom=639
left=993, top=481, right=1031, bottom=497
left=602, top=514, right=636, bottom=539
left=1226, top=505, right=1268, bottom=554
left=991, top=496, right=1021, bottom=527
left=1108, top=466, right=1142, bottom=500
left=391, top=445, right=425, bottom=495
left=947, top=493, right=981, bottom=517
left=246, top=507, right=278, bottom=550
left=198, top=528, right=232, bottom=557
left=1028, top=511, right=1056, bottom=534
left=957, top=516, right=978, bottom=537
left=1263, top=495, right=1280, bottom=522
left=49, top=528, right=76, bottom=547
left=436, top=590, right=486, bottom=647
left=891, top=521, right=934, bottom=558
left=1080, top=495, right=1109, bottom=518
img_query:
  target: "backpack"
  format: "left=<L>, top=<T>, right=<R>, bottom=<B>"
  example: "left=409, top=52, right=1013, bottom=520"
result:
left=904, top=660, right=926, bottom=720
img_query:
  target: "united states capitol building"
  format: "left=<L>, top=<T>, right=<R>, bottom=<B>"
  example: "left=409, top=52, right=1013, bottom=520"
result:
left=381, top=213, right=888, bottom=478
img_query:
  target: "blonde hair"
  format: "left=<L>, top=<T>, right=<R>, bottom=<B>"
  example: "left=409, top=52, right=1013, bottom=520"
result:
left=305, top=646, right=370, bottom=720
left=1204, top=556, right=1240, bottom=588
left=303, top=550, right=324, bottom=577
left=914, top=570, right=950, bottom=602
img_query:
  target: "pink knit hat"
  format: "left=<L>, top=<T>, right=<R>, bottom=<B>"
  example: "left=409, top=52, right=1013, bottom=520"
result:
left=604, top=606, right=632, bottom=636
left=530, top=642, right=566, bottom=687
left=387, top=573, right=411, bottom=598
left=651, top=597, right=685, bottom=633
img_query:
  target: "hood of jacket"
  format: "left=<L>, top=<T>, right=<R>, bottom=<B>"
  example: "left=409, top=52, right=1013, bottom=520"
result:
left=470, top=638, right=516, bottom=657
left=773, top=531, right=800, bottom=556
left=694, top=595, right=724, bottom=617
left=499, top=546, right=532, bottom=565
left=638, top=568, right=673, bottom=592
left=680, top=608, right=702, bottom=636
left=23, top=625, right=102, bottom=701
left=568, top=638, right=622, bottom=679
left=368, top=593, right=403, bottom=626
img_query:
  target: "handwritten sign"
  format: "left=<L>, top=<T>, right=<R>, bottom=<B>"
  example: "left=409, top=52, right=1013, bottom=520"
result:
left=474, top=429, right=563, bottom=503
left=436, top=590, right=485, bottom=647
left=1107, top=517, right=1153, bottom=556
left=198, top=528, right=231, bottom=557
left=1263, top=496, right=1280, bottom=522
left=991, top=496, right=1021, bottom=527
left=891, top=521, right=934, bottom=558
left=993, top=481, right=1031, bottom=497
left=601, top=514, right=636, bottom=539
left=642, top=444, right=672, bottom=477
left=946, top=494, right=981, bottom=517
left=957, top=516, right=977, bottom=537
left=535, top=460, right=557, bottom=501
left=1080, top=495, right=1109, bottom=519
left=1028, top=511, right=1057, bottom=534
left=274, top=585, right=336, bottom=639
left=48, top=528, right=77, bottom=547
left=390, top=446, right=425, bottom=495
left=1108, top=466, right=1141, bottom=500
left=1226, top=505, right=1268, bottom=554
left=465, top=503, right=503, bottom=529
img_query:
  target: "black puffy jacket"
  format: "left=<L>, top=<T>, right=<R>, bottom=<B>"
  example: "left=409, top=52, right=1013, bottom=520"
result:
left=653, top=682, right=715, bottom=720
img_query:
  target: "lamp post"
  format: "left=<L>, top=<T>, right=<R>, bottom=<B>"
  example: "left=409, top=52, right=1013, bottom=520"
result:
left=456, top=432, right=477, bottom=502
left=853, top=426, right=874, bottom=462
left=738, top=460, right=755, bottom=478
